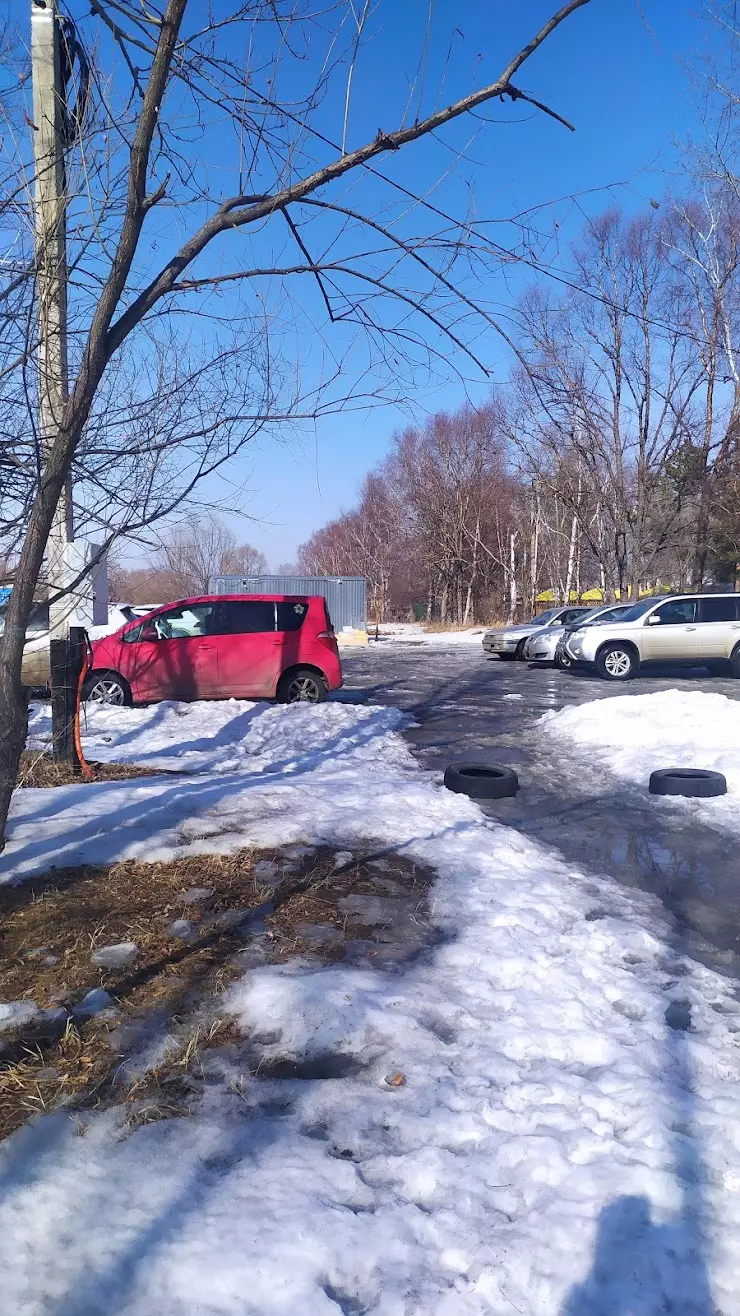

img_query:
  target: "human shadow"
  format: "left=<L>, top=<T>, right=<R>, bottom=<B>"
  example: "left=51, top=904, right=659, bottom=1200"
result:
left=562, top=953, right=719, bottom=1316
left=562, top=1192, right=716, bottom=1316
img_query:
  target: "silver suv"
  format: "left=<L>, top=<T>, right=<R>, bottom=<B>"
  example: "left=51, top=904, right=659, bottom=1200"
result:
left=483, top=606, right=591, bottom=660
left=564, top=593, right=740, bottom=680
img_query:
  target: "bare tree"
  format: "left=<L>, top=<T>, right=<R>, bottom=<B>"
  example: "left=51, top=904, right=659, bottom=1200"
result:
left=220, top=545, right=269, bottom=580
left=156, top=516, right=267, bottom=595
left=0, top=0, right=592, bottom=842
left=510, top=209, right=698, bottom=600
left=109, top=518, right=268, bottom=600
left=386, top=400, right=516, bottom=624
left=299, top=472, right=406, bottom=623
left=664, top=191, right=740, bottom=587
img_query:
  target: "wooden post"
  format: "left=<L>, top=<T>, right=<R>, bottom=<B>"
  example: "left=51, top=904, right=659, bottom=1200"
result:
left=49, top=626, right=86, bottom=765
left=32, top=0, right=73, bottom=612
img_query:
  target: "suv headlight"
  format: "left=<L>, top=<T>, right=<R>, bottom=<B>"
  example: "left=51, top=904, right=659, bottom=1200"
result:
left=569, top=629, right=585, bottom=652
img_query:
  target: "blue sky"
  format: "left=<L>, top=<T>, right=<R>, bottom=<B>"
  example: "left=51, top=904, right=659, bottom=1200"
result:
left=158, top=1, right=712, bottom=565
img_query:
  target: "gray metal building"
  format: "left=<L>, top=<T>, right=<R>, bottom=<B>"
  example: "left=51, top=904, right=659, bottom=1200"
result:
left=209, top=575, right=367, bottom=632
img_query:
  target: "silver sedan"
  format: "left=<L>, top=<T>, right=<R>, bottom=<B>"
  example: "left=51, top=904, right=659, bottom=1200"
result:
left=522, top=625, right=567, bottom=665
left=522, top=604, right=635, bottom=668
left=482, top=606, right=590, bottom=660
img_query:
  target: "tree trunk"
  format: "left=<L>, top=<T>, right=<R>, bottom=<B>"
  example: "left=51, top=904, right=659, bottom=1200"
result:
left=0, top=432, right=77, bottom=846
left=439, top=581, right=448, bottom=624
left=529, top=490, right=540, bottom=614
left=630, top=563, right=641, bottom=603
left=560, top=471, right=579, bottom=600
left=507, top=533, right=518, bottom=623
left=564, top=511, right=578, bottom=603
left=691, top=479, right=711, bottom=589
left=0, top=673, right=29, bottom=854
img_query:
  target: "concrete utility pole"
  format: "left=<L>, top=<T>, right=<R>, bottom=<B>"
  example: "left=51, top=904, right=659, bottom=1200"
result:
left=31, top=0, right=73, bottom=637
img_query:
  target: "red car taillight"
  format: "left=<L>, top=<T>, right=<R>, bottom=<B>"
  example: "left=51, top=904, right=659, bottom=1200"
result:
left=316, top=630, right=334, bottom=639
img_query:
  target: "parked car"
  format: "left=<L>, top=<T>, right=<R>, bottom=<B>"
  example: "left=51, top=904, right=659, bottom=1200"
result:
left=86, top=604, right=144, bottom=641
left=0, top=600, right=55, bottom=688
left=523, top=603, right=634, bottom=668
left=0, top=601, right=144, bottom=687
left=563, top=592, right=740, bottom=680
left=482, top=606, right=592, bottom=660
left=86, top=593, right=343, bottom=705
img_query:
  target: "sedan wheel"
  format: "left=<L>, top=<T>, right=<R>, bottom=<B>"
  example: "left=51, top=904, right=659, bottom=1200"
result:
left=288, top=676, right=321, bottom=702
left=84, top=674, right=128, bottom=706
left=555, top=650, right=572, bottom=671
left=278, top=668, right=327, bottom=703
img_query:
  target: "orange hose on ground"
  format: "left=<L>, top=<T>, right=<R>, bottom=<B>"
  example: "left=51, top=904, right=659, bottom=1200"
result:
left=74, top=638, right=94, bottom=780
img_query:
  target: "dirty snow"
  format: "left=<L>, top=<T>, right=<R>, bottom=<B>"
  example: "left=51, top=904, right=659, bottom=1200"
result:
left=75, top=988, right=115, bottom=1019
left=91, top=942, right=139, bottom=969
left=375, top=622, right=487, bottom=645
left=541, top=689, right=740, bottom=835
left=0, top=1000, right=40, bottom=1033
left=2, top=696, right=740, bottom=1313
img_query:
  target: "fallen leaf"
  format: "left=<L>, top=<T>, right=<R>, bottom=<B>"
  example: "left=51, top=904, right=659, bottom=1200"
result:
left=385, top=1071, right=406, bottom=1088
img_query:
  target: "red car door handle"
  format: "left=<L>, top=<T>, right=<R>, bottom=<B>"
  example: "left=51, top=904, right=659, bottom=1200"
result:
left=198, top=643, right=216, bottom=650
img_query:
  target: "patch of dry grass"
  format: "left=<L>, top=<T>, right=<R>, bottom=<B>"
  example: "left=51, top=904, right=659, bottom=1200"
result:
left=0, top=845, right=433, bottom=1140
left=18, top=750, right=170, bottom=789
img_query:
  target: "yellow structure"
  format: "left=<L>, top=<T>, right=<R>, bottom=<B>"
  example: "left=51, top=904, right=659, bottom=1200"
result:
left=535, top=586, right=671, bottom=605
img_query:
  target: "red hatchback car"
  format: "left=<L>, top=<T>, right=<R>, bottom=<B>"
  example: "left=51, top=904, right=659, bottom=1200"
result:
left=86, top=594, right=343, bottom=706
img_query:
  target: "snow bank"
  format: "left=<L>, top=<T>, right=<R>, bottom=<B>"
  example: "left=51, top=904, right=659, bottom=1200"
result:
left=28, top=697, right=406, bottom=774
left=374, top=623, right=486, bottom=645
left=541, top=689, right=740, bottom=833
left=3, top=696, right=740, bottom=1313
left=4, top=703, right=412, bottom=879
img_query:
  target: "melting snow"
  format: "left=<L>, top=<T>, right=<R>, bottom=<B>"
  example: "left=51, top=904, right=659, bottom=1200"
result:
left=1, top=694, right=740, bottom=1313
left=542, top=689, right=740, bottom=834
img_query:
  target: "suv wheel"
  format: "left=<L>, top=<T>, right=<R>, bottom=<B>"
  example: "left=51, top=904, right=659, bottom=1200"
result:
left=277, top=668, right=327, bottom=703
left=596, top=643, right=637, bottom=681
left=555, top=649, right=572, bottom=671
left=732, top=646, right=740, bottom=680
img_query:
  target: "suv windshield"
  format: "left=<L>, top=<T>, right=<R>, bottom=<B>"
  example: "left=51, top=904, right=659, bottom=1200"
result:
left=614, top=598, right=663, bottom=623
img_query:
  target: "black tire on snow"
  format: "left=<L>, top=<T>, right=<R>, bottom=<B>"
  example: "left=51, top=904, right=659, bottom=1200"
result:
left=648, top=768, right=727, bottom=798
left=514, top=639, right=528, bottom=660
left=732, top=647, right=740, bottom=679
left=595, top=642, right=638, bottom=681
left=443, top=762, right=519, bottom=800
left=555, top=650, right=572, bottom=671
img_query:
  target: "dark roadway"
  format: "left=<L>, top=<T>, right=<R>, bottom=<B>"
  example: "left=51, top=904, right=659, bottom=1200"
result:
left=338, top=640, right=740, bottom=982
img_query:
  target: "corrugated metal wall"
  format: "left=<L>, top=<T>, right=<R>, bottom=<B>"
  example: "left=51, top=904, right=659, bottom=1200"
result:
left=209, top=575, right=367, bottom=632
